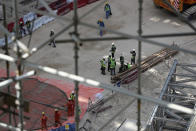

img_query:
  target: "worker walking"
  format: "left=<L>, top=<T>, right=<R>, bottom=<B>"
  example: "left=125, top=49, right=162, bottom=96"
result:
left=54, top=109, right=61, bottom=127
left=107, top=55, right=112, bottom=72
left=41, top=112, right=48, bottom=130
left=110, top=58, right=116, bottom=75
left=110, top=42, right=116, bottom=58
left=104, top=2, right=112, bottom=19
left=130, top=49, right=136, bottom=65
left=49, top=29, right=56, bottom=48
left=100, top=58, right=106, bottom=75
left=97, top=19, right=105, bottom=37
left=119, top=53, right=125, bottom=72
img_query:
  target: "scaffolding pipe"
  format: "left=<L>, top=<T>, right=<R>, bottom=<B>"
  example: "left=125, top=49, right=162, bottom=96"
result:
left=14, top=5, right=196, bottom=56
left=14, top=0, right=24, bottom=130
left=137, top=0, right=143, bottom=130
left=0, top=70, right=36, bottom=88
left=3, top=3, right=12, bottom=128
left=0, top=122, right=26, bottom=131
left=21, top=60, right=195, bottom=115
left=55, top=32, right=196, bottom=43
left=73, top=0, right=80, bottom=130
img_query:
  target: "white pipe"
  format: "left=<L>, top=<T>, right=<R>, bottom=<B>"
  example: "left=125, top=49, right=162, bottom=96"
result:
left=24, top=61, right=195, bottom=115
left=0, top=122, right=26, bottom=131
left=0, top=70, right=36, bottom=88
left=0, top=53, right=16, bottom=62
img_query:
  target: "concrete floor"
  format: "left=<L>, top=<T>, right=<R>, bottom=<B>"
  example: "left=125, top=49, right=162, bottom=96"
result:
left=1, top=0, right=196, bottom=130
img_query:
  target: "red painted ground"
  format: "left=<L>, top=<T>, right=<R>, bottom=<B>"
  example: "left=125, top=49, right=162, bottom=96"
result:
left=0, top=68, right=104, bottom=130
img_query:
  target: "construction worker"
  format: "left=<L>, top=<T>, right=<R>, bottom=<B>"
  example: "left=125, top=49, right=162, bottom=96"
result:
left=26, top=20, right=31, bottom=34
left=41, top=112, right=48, bottom=130
left=110, top=42, right=116, bottom=58
left=110, top=58, right=116, bottom=75
left=97, top=19, right=105, bottom=37
left=119, top=53, right=125, bottom=72
left=100, top=58, right=106, bottom=75
left=19, top=21, right=26, bottom=36
left=54, top=109, right=61, bottom=127
left=130, top=49, right=136, bottom=65
left=49, top=29, right=56, bottom=48
left=70, top=91, right=75, bottom=101
left=67, top=98, right=73, bottom=116
left=107, top=55, right=112, bottom=72
left=127, top=62, right=131, bottom=70
left=104, top=2, right=112, bottom=19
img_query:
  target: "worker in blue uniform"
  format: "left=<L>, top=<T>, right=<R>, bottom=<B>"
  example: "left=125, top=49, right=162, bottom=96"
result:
left=97, top=19, right=105, bottom=37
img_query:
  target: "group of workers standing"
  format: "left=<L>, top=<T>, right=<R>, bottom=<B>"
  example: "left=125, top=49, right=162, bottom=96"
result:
left=41, top=91, right=79, bottom=130
left=97, top=2, right=112, bottom=37
left=100, top=42, right=136, bottom=76
left=19, top=20, right=32, bottom=37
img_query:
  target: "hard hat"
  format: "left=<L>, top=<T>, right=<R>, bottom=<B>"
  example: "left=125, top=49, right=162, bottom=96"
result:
left=133, top=49, right=135, bottom=51
left=72, top=91, right=74, bottom=94
left=112, top=42, right=114, bottom=45
left=55, top=109, right=58, bottom=111
left=105, top=1, right=108, bottom=4
left=42, top=112, right=45, bottom=115
left=51, top=29, right=54, bottom=32
left=68, top=98, right=71, bottom=100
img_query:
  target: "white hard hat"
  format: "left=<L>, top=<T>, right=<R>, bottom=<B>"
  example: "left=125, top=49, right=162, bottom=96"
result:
left=51, top=29, right=54, bottom=32
left=72, top=91, right=74, bottom=94
left=133, top=49, right=135, bottom=51
left=112, top=42, right=114, bottom=45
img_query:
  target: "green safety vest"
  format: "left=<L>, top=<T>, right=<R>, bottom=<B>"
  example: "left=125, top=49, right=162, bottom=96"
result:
left=70, top=94, right=75, bottom=100
left=127, top=64, right=131, bottom=69
left=101, top=60, right=106, bottom=68
left=110, top=60, right=115, bottom=68
left=105, top=5, right=110, bottom=11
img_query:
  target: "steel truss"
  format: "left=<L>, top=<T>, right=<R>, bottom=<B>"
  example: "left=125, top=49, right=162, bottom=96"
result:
left=0, top=0, right=196, bottom=131
left=145, top=60, right=196, bottom=131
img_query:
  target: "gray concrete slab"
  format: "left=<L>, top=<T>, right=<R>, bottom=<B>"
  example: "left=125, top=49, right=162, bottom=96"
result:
left=1, top=0, right=196, bottom=130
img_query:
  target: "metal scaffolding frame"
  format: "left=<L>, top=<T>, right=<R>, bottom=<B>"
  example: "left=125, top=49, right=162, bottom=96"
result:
left=145, top=60, right=196, bottom=131
left=0, top=0, right=196, bottom=130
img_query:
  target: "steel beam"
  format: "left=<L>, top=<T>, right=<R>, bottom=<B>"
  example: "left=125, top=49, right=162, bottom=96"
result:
left=173, top=78, right=196, bottom=84
left=181, top=66, right=196, bottom=75
left=177, top=63, right=196, bottom=67
left=169, top=83, right=196, bottom=89
left=173, top=73, right=196, bottom=78
left=165, top=109, right=184, bottom=120
left=154, top=117, right=187, bottom=125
